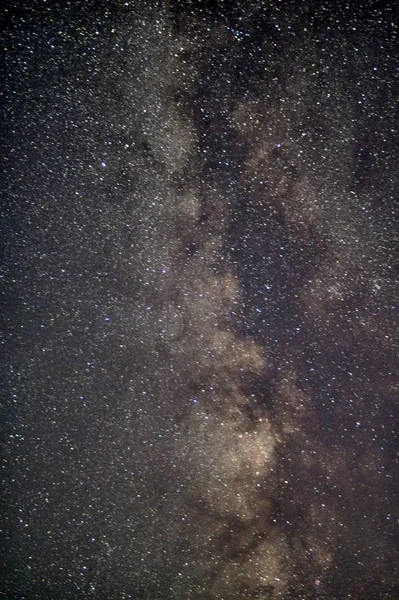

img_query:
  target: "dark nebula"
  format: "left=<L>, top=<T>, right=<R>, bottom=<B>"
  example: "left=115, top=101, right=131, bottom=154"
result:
left=1, top=1, right=398, bottom=599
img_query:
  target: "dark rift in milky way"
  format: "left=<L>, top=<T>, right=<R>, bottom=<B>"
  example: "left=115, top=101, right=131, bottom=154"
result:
left=106, top=4, right=399, bottom=598
left=1, top=1, right=398, bottom=599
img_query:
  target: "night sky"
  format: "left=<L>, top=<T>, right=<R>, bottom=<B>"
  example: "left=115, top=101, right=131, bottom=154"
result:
left=1, top=1, right=398, bottom=598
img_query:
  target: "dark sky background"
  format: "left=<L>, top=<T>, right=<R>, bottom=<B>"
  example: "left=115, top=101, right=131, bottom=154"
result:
left=1, top=1, right=398, bottom=598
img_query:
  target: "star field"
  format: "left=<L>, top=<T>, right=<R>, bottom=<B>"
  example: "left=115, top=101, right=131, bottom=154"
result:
left=1, top=1, right=398, bottom=599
